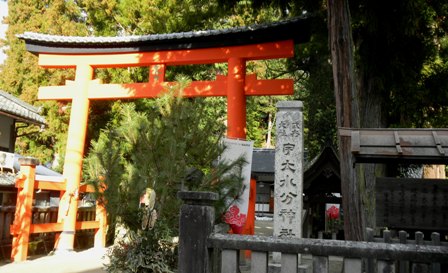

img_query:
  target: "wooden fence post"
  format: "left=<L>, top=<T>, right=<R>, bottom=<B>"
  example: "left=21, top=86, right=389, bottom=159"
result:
left=11, top=157, right=39, bottom=262
left=94, top=183, right=107, bottom=248
left=94, top=203, right=107, bottom=248
left=178, top=191, right=217, bottom=273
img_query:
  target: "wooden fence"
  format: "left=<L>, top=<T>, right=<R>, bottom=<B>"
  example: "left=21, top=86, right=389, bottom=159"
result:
left=366, top=228, right=447, bottom=273
left=9, top=157, right=106, bottom=261
left=177, top=191, right=448, bottom=273
left=0, top=206, right=97, bottom=260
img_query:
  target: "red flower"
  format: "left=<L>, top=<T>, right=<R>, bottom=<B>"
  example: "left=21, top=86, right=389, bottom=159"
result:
left=326, top=205, right=339, bottom=220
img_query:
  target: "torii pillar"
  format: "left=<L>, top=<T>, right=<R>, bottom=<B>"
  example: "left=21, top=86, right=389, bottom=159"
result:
left=227, top=57, right=246, bottom=139
left=55, top=65, right=93, bottom=251
left=226, top=57, right=257, bottom=240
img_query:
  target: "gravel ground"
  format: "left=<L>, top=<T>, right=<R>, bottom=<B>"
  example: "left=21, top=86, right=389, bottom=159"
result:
left=0, top=247, right=108, bottom=273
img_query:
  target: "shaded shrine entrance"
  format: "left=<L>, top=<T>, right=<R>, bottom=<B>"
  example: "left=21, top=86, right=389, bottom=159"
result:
left=14, top=17, right=311, bottom=259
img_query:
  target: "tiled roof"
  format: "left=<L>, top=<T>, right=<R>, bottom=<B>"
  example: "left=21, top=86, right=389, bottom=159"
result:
left=0, top=152, right=62, bottom=187
left=0, top=172, right=16, bottom=186
left=0, top=90, right=46, bottom=125
left=17, top=16, right=311, bottom=54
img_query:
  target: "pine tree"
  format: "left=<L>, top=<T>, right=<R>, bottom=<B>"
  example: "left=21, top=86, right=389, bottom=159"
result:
left=83, top=78, right=246, bottom=234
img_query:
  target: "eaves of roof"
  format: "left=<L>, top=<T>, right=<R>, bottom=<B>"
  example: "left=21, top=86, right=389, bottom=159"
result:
left=340, top=128, right=448, bottom=164
left=0, top=172, right=16, bottom=186
left=17, top=16, right=311, bottom=55
left=0, top=90, right=46, bottom=125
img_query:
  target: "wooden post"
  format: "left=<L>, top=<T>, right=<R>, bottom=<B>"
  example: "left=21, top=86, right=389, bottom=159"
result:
left=242, top=177, right=257, bottom=259
left=94, top=182, right=107, bottom=248
left=11, top=157, right=39, bottom=262
left=56, top=64, right=93, bottom=252
left=227, top=57, right=246, bottom=139
left=94, top=202, right=107, bottom=248
left=431, top=232, right=441, bottom=273
left=178, top=191, right=217, bottom=273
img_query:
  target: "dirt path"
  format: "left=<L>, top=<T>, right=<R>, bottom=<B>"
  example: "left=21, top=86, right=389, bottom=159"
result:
left=0, top=247, right=109, bottom=273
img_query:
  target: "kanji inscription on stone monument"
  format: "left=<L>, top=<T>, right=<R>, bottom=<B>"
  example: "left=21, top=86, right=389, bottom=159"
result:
left=274, top=101, right=304, bottom=233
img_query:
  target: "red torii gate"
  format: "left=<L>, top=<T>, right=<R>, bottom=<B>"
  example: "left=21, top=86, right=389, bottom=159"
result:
left=17, top=17, right=310, bottom=255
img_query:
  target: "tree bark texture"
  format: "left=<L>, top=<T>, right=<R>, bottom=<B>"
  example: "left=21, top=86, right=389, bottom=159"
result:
left=357, top=67, right=388, bottom=229
left=327, top=0, right=364, bottom=241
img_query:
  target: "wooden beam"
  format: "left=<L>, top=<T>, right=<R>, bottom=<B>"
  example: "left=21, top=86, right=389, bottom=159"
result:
left=16, top=179, right=95, bottom=193
left=12, top=221, right=101, bottom=234
left=38, top=75, right=293, bottom=100
left=75, top=220, right=101, bottom=230
left=79, top=184, right=96, bottom=193
left=16, top=179, right=66, bottom=191
left=29, top=222, right=63, bottom=233
left=38, top=40, right=294, bottom=68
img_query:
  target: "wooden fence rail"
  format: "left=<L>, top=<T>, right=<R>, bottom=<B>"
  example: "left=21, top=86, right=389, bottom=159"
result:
left=366, top=228, right=446, bottom=273
left=0, top=206, right=96, bottom=260
left=9, top=157, right=107, bottom=261
left=177, top=191, right=448, bottom=273
left=208, top=234, right=448, bottom=273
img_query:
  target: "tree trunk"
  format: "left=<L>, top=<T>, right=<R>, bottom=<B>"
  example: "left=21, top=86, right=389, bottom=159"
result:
left=327, top=0, right=364, bottom=241
left=357, top=70, right=387, bottom=230
left=265, top=112, right=273, bottom=148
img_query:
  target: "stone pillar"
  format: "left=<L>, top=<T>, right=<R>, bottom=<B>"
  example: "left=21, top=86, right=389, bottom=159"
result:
left=178, top=191, right=217, bottom=273
left=273, top=101, right=304, bottom=262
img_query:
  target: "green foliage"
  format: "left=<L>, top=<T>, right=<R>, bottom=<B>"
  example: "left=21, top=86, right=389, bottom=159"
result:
left=0, top=0, right=87, bottom=164
left=350, top=0, right=448, bottom=128
left=105, top=222, right=177, bottom=273
left=83, top=77, right=249, bottom=235
left=79, top=0, right=221, bottom=35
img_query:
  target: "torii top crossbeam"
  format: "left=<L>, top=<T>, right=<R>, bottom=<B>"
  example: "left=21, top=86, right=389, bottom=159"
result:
left=18, top=16, right=311, bottom=251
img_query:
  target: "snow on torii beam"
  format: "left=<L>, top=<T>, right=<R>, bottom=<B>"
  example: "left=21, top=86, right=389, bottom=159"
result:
left=19, top=16, right=311, bottom=252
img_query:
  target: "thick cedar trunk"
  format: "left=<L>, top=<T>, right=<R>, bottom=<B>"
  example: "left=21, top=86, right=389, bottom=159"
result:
left=328, top=0, right=364, bottom=241
left=358, top=71, right=387, bottom=229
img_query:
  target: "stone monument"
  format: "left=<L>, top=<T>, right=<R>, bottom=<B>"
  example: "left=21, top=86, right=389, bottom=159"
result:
left=272, top=101, right=304, bottom=266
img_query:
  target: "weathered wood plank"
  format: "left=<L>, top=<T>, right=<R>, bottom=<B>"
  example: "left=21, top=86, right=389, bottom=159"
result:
left=431, top=233, right=441, bottom=273
left=376, top=178, right=448, bottom=230
left=351, top=131, right=360, bottom=154
left=312, top=256, right=329, bottom=273
left=377, top=230, right=395, bottom=273
left=207, top=234, right=448, bottom=262
left=411, top=263, right=429, bottom=273
left=251, top=251, right=268, bottom=273
left=345, top=128, right=448, bottom=164
left=366, top=228, right=376, bottom=273
left=221, top=249, right=239, bottom=273
left=343, top=258, right=361, bottom=273
left=377, top=260, right=395, bottom=273
left=412, top=232, right=429, bottom=273
left=281, top=253, right=298, bottom=273
left=398, top=230, right=409, bottom=273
